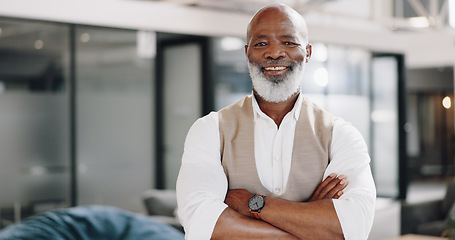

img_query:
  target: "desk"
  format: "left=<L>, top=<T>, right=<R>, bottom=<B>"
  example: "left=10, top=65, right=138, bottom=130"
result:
left=388, top=234, right=447, bottom=240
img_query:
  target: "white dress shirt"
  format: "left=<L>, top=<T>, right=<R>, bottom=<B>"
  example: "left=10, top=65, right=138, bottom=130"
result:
left=176, top=94, right=376, bottom=240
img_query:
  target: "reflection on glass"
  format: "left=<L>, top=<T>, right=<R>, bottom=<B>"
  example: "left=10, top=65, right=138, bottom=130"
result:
left=312, top=43, right=328, bottom=62
left=137, top=31, right=156, bottom=59
left=0, top=20, right=66, bottom=93
left=0, top=81, right=5, bottom=94
left=213, top=37, right=251, bottom=110
left=0, top=18, right=71, bottom=219
left=305, top=45, right=370, bottom=144
left=34, top=39, right=44, bottom=50
left=372, top=57, right=399, bottom=197
left=407, top=91, right=454, bottom=179
left=80, top=33, right=90, bottom=43
left=220, top=37, right=244, bottom=52
left=163, top=42, right=202, bottom=190
left=314, top=67, right=328, bottom=87
left=76, top=26, right=154, bottom=212
left=451, top=0, right=455, bottom=27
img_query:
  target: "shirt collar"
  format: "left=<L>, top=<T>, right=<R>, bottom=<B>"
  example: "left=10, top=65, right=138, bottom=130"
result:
left=251, top=93, right=303, bottom=123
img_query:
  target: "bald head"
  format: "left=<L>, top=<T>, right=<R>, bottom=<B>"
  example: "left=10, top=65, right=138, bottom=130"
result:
left=246, top=3, right=309, bottom=44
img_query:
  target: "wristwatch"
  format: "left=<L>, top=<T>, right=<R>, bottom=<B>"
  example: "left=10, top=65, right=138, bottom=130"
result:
left=248, top=194, right=265, bottom=219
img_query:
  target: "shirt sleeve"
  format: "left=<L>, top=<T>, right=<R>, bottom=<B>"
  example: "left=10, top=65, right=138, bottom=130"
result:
left=176, top=112, right=228, bottom=240
left=324, top=118, right=376, bottom=240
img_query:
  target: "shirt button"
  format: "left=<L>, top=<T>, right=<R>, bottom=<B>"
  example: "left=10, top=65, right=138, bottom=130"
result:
left=274, top=188, right=281, bottom=193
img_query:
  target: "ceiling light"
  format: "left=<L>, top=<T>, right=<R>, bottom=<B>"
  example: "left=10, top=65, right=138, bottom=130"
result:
left=408, top=16, right=430, bottom=28
left=443, top=96, right=451, bottom=109
left=34, top=40, right=44, bottom=50
left=80, top=33, right=90, bottom=43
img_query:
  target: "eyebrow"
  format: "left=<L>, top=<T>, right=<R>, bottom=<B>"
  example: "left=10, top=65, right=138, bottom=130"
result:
left=253, top=34, right=296, bottom=40
left=281, top=34, right=296, bottom=39
left=254, top=35, right=267, bottom=40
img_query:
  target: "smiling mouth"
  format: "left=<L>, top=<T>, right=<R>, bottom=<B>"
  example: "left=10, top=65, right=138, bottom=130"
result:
left=264, top=66, right=287, bottom=71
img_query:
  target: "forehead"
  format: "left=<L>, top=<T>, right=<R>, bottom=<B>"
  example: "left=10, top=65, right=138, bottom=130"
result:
left=248, top=7, right=306, bottom=41
left=251, top=21, right=299, bottom=39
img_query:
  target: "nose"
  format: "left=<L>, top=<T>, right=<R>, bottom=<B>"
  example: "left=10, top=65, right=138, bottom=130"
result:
left=264, top=43, right=285, bottom=60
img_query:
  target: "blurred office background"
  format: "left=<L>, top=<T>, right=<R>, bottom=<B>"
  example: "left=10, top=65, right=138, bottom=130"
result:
left=0, top=0, right=454, bottom=238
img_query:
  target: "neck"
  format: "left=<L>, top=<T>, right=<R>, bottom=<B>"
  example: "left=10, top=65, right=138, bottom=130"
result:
left=254, top=91, right=299, bottom=127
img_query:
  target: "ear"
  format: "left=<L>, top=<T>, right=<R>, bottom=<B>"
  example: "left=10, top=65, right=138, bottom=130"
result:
left=244, top=44, right=249, bottom=56
left=305, top=43, right=312, bottom=63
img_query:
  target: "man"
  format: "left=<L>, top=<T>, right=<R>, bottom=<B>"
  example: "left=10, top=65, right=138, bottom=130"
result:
left=177, top=3, right=376, bottom=239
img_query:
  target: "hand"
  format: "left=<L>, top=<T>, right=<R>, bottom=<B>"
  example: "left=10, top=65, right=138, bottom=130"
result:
left=308, top=173, right=347, bottom=202
left=224, top=189, right=255, bottom=218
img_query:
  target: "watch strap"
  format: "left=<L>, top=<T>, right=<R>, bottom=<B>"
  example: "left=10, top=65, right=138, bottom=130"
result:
left=251, top=211, right=261, bottom=220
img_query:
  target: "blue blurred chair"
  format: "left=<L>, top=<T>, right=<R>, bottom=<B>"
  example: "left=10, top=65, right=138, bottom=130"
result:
left=0, top=205, right=184, bottom=240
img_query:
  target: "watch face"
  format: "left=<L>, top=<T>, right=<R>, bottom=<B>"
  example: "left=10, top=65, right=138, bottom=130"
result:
left=248, top=195, right=264, bottom=211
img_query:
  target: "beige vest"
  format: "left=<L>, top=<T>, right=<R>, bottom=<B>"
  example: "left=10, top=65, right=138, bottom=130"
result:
left=219, top=95, right=335, bottom=202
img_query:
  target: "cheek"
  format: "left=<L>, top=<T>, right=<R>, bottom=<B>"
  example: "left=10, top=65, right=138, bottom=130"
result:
left=247, top=51, right=262, bottom=63
left=288, top=49, right=305, bottom=63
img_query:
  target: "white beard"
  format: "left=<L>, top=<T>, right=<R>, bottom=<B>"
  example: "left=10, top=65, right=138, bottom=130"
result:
left=248, top=61, right=305, bottom=103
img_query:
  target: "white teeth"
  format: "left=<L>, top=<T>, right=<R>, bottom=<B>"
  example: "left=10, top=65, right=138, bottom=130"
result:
left=265, top=66, right=286, bottom=71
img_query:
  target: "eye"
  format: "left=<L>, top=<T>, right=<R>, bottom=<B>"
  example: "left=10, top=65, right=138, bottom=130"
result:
left=253, top=42, right=267, bottom=47
left=284, top=41, right=299, bottom=46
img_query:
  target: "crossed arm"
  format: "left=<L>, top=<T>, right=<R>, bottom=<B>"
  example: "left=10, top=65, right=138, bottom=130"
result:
left=211, top=174, right=347, bottom=239
left=177, top=114, right=376, bottom=239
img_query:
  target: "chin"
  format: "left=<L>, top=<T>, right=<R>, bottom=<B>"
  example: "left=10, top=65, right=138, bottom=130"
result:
left=249, top=62, right=303, bottom=103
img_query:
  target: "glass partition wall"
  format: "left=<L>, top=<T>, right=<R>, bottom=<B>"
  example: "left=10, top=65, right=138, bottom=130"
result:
left=406, top=67, right=455, bottom=186
left=0, top=19, right=71, bottom=225
left=305, top=44, right=371, bottom=144
left=371, top=56, right=400, bottom=198
left=0, top=19, right=156, bottom=227
left=75, top=26, right=154, bottom=211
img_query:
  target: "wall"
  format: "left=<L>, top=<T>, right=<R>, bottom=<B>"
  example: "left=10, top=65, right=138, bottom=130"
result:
left=1, top=0, right=454, bottom=68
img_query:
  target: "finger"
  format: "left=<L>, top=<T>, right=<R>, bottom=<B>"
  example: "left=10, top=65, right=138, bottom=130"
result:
left=324, top=176, right=347, bottom=198
left=310, top=173, right=337, bottom=201
left=317, top=176, right=343, bottom=198
left=333, top=190, right=344, bottom=199
left=324, top=175, right=347, bottom=198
